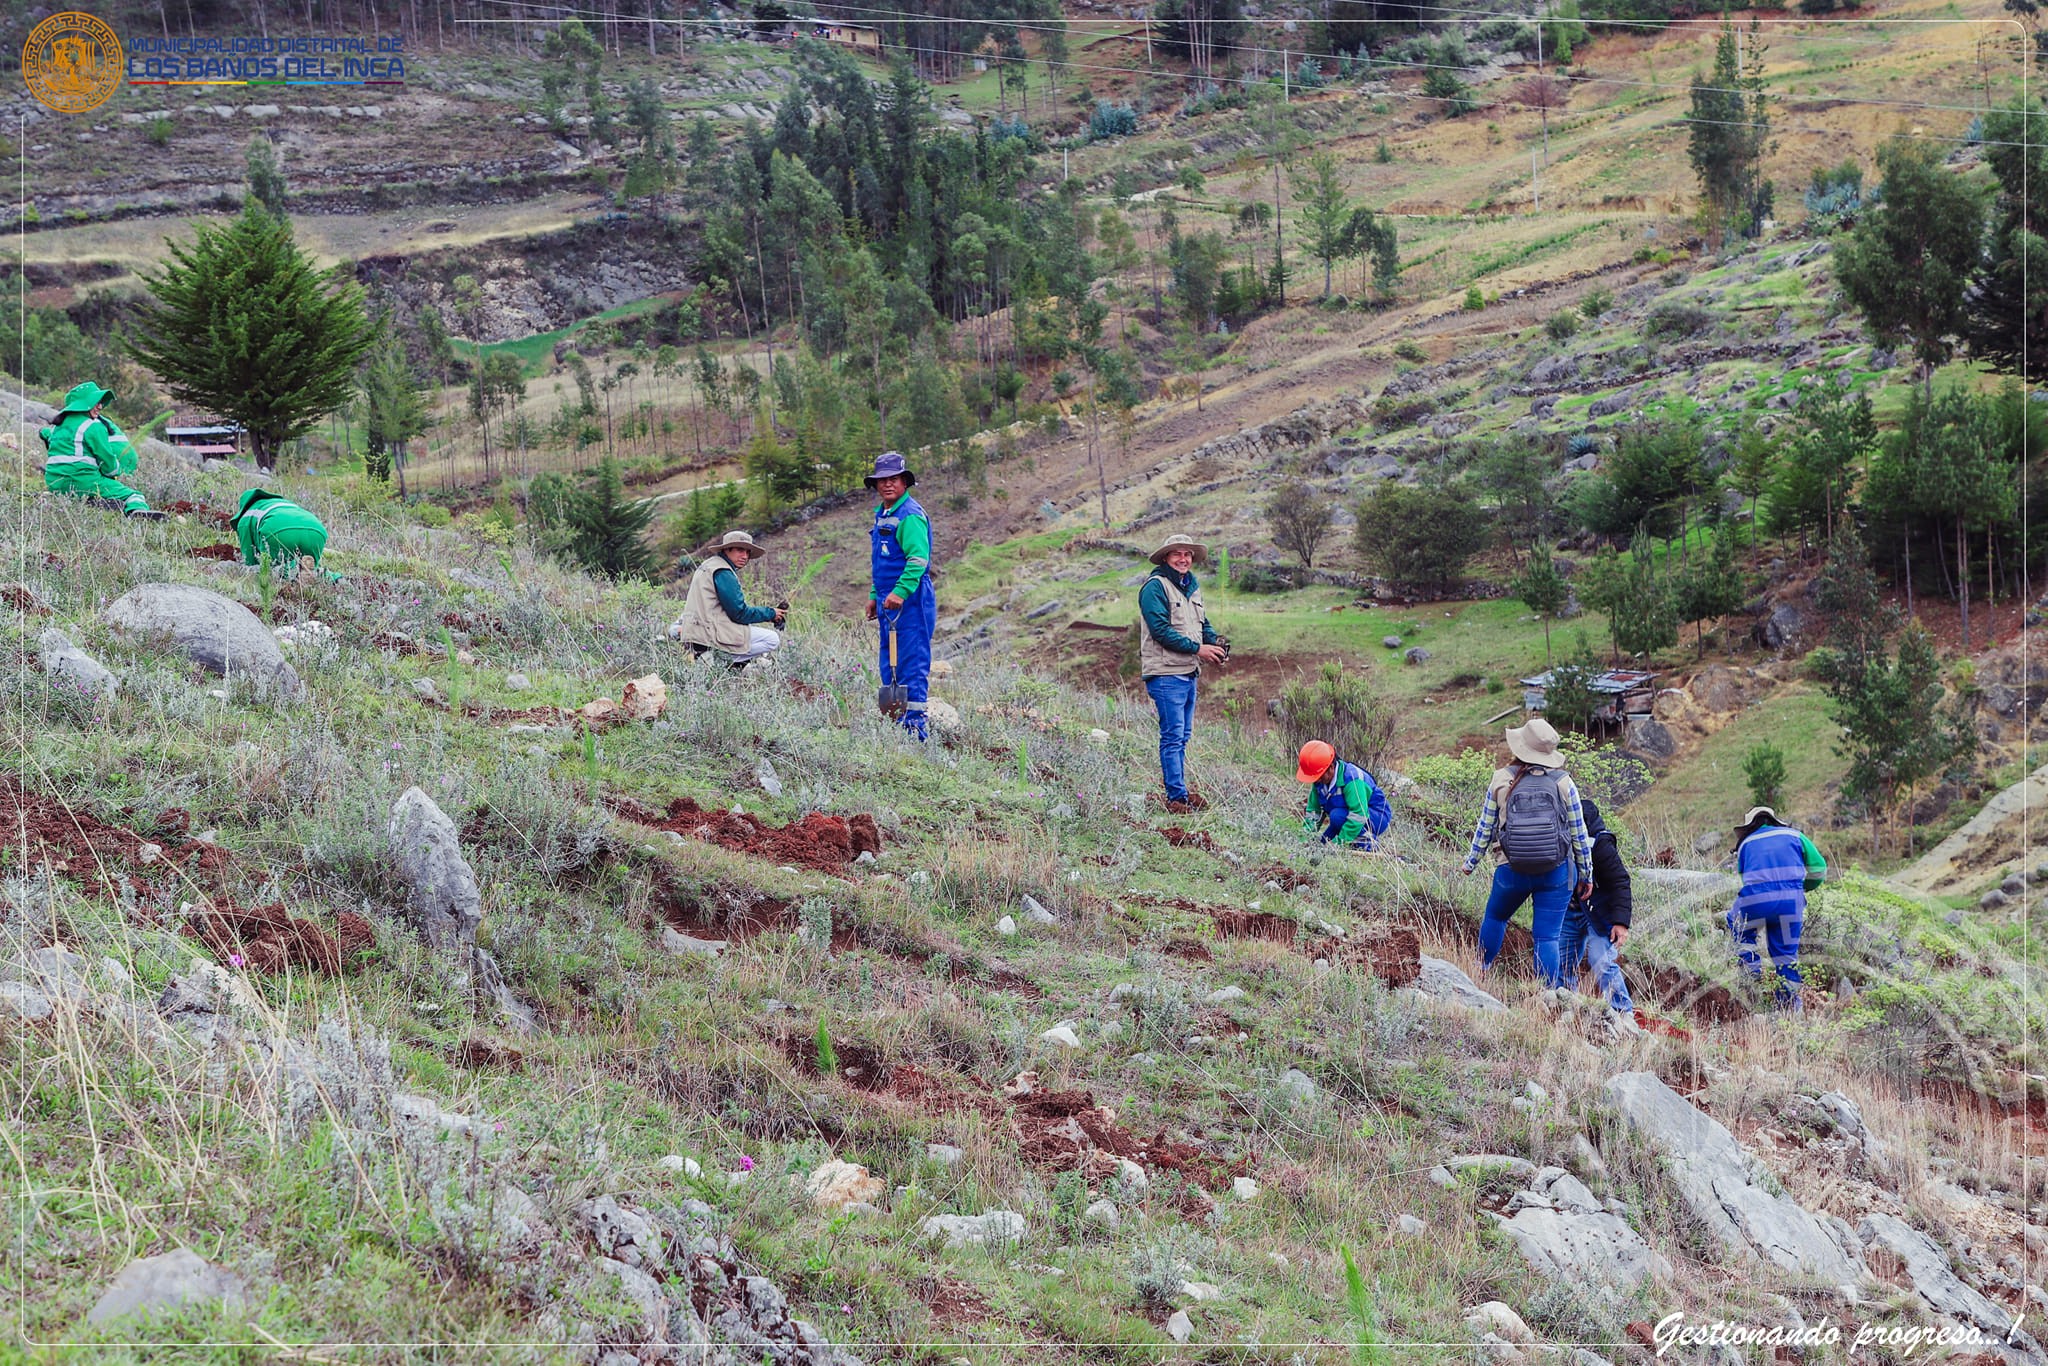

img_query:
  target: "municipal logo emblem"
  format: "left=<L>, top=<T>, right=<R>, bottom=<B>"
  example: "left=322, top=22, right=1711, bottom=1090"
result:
left=23, top=13, right=123, bottom=114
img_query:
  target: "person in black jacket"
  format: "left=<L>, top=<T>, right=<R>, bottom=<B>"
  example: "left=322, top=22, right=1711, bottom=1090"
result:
left=1556, top=797, right=1640, bottom=1036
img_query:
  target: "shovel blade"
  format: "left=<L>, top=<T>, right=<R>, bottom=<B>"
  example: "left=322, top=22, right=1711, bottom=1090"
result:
left=877, top=684, right=910, bottom=717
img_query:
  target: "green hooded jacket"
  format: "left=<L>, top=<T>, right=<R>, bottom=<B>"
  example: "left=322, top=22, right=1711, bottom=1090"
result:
left=40, top=411, right=132, bottom=477
left=235, top=487, right=327, bottom=566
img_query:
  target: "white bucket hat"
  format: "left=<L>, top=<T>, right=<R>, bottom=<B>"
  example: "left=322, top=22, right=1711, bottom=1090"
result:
left=699, top=529, right=769, bottom=559
left=1149, top=533, right=1208, bottom=566
left=1506, top=716, right=1564, bottom=768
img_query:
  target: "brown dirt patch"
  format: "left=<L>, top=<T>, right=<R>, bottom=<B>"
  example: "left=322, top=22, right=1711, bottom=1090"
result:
left=780, top=1032, right=893, bottom=1091
left=618, top=795, right=882, bottom=873
left=1644, top=966, right=1753, bottom=1025
left=1253, top=862, right=1314, bottom=891
left=1158, top=825, right=1218, bottom=852
left=1315, top=926, right=1422, bottom=988
left=184, top=900, right=347, bottom=974
left=185, top=543, right=239, bottom=561
left=1, top=583, right=50, bottom=614
left=1211, top=910, right=1298, bottom=942
left=919, top=1277, right=990, bottom=1326
left=0, top=772, right=237, bottom=904
left=656, top=877, right=797, bottom=943
left=457, top=1039, right=526, bottom=1071
left=1162, top=937, right=1213, bottom=961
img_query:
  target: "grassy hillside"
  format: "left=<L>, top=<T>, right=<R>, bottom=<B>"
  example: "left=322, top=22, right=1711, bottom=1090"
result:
left=0, top=458, right=2040, bottom=1355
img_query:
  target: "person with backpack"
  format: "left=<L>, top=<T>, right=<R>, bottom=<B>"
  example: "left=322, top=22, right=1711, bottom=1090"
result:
left=1458, top=717, right=1594, bottom=987
left=39, top=381, right=164, bottom=519
left=1139, top=533, right=1227, bottom=809
left=671, top=529, right=785, bottom=663
left=1729, top=805, right=1826, bottom=1008
left=1556, top=796, right=1641, bottom=1036
left=862, top=451, right=936, bottom=742
left=1296, top=740, right=1392, bottom=851
left=233, top=488, right=334, bottom=574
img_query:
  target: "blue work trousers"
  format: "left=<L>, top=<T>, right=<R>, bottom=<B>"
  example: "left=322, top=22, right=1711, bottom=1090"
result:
left=1145, top=673, right=1198, bottom=802
left=1478, top=862, right=1572, bottom=987
left=1728, top=906, right=1804, bottom=1005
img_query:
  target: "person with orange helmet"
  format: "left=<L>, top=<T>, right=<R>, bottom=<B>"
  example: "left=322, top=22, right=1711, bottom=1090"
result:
left=1295, top=740, right=1392, bottom=851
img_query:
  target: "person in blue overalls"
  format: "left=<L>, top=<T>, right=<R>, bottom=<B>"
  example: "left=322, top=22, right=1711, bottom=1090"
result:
left=863, top=450, right=936, bottom=741
left=1294, top=740, right=1392, bottom=850
left=1729, top=805, right=1826, bottom=1008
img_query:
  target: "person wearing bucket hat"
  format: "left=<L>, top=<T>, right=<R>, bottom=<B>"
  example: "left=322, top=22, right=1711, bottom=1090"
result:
left=1139, top=533, right=1226, bottom=807
left=38, top=381, right=162, bottom=518
left=1457, top=717, right=1595, bottom=988
left=233, top=487, right=335, bottom=576
left=1296, top=740, right=1392, bottom=850
left=1728, top=804, right=1825, bottom=1008
left=671, top=530, right=786, bottom=663
left=862, top=451, right=936, bottom=740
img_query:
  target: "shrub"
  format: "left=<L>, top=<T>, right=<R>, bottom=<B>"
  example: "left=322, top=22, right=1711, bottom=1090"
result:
left=1744, top=740, right=1787, bottom=811
left=145, top=117, right=174, bottom=147
left=1463, top=285, right=1485, bottom=311
left=1643, top=300, right=1711, bottom=339
left=412, top=502, right=453, bottom=528
left=1353, top=483, right=1491, bottom=590
left=1276, top=661, right=1396, bottom=773
left=1088, top=100, right=1139, bottom=140
left=1393, top=338, right=1428, bottom=363
left=1265, top=478, right=1338, bottom=567
left=1425, top=67, right=1480, bottom=117
left=1407, top=748, right=1496, bottom=793
left=1545, top=310, right=1580, bottom=341
left=1579, top=287, right=1614, bottom=319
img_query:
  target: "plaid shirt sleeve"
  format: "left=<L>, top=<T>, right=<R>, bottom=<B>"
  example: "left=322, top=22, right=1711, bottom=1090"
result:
left=1462, top=788, right=1500, bottom=871
left=1559, top=775, right=1594, bottom=881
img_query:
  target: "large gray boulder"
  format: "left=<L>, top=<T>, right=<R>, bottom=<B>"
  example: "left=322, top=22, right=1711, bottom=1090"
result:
left=37, top=628, right=117, bottom=699
left=103, top=584, right=303, bottom=698
left=1859, top=1213, right=2027, bottom=1345
left=1606, top=1072, right=1861, bottom=1280
left=85, top=1248, right=247, bottom=1326
left=387, top=787, right=483, bottom=950
left=1490, top=1204, right=1667, bottom=1302
left=1415, top=955, right=1506, bottom=1011
left=0, top=387, right=59, bottom=429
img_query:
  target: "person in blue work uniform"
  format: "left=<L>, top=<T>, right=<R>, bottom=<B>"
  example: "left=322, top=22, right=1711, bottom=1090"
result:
left=1139, top=533, right=1226, bottom=809
left=863, top=451, right=936, bottom=741
left=1729, top=805, right=1826, bottom=1008
left=1295, top=740, right=1392, bottom=850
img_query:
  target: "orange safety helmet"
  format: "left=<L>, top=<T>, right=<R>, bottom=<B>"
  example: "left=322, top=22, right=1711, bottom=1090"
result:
left=1295, top=740, right=1335, bottom=784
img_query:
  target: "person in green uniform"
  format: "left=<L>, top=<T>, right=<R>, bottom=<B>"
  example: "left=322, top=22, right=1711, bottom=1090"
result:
left=39, top=382, right=163, bottom=518
left=233, top=487, right=332, bottom=574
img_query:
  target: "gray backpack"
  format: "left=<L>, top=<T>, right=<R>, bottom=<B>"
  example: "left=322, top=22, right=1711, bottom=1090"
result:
left=1499, top=768, right=1571, bottom=874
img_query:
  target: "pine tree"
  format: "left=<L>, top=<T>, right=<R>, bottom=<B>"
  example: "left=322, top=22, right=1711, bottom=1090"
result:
left=1834, top=137, right=1987, bottom=397
left=1580, top=532, right=1678, bottom=662
left=128, top=206, right=376, bottom=472
left=1742, top=740, right=1786, bottom=811
left=567, top=459, right=655, bottom=580
left=1514, top=540, right=1570, bottom=669
left=1672, top=522, right=1746, bottom=657
left=360, top=336, right=427, bottom=492
left=245, top=133, right=287, bottom=219
left=1291, top=150, right=1352, bottom=298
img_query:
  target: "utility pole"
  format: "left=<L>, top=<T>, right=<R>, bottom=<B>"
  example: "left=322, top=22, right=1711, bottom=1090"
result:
left=1145, top=12, right=1154, bottom=68
left=1536, top=0, right=1550, bottom=167
left=1532, top=148, right=1540, bottom=212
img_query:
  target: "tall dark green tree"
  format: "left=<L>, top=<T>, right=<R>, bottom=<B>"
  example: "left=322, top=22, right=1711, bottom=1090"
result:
left=1579, top=532, right=1678, bottom=662
left=531, top=459, right=655, bottom=580
left=1354, top=484, right=1490, bottom=590
left=1292, top=150, right=1353, bottom=299
left=1834, top=137, right=1986, bottom=397
left=1765, top=376, right=1876, bottom=542
left=1964, top=98, right=2048, bottom=380
left=622, top=77, right=677, bottom=212
left=1684, top=18, right=1772, bottom=242
left=245, top=133, right=287, bottom=219
left=129, top=206, right=376, bottom=472
left=1514, top=539, right=1571, bottom=668
left=360, top=334, right=428, bottom=493
left=1672, top=522, right=1746, bottom=657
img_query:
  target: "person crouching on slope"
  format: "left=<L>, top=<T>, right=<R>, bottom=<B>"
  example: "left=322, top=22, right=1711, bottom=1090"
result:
left=40, top=382, right=164, bottom=519
left=234, top=488, right=335, bottom=577
left=1296, top=740, right=1392, bottom=851
left=670, top=530, right=785, bottom=664
left=1458, top=717, right=1594, bottom=988
left=1139, top=533, right=1227, bottom=811
left=863, top=451, right=936, bottom=742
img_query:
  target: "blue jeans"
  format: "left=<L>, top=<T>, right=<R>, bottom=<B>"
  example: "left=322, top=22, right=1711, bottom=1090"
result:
left=1145, top=673, right=1198, bottom=802
left=1580, top=926, right=1634, bottom=1012
left=1478, top=862, right=1572, bottom=987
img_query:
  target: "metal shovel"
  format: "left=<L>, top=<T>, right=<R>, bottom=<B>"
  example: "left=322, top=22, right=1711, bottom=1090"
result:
left=877, top=611, right=909, bottom=717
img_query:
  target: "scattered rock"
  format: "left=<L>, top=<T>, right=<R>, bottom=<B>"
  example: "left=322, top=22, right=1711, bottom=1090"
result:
left=1021, top=895, right=1056, bottom=925
left=1205, top=985, right=1246, bottom=1005
left=1396, top=1214, right=1427, bottom=1236
left=1381, top=635, right=1403, bottom=649
left=1692, top=829, right=1727, bottom=855
left=504, top=672, right=530, bottom=690
left=806, top=1160, right=884, bottom=1212
left=1464, top=1301, right=1535, bottom=1346
left=663, top=926, right=726, bottom=957
left=1165, top=1309, right=1194, bottom=1343
left=1415, top=955, right=1507, bottom=1011
left=0, top=980, right=53, bottom=1020
left=85, top=1248, right=248, bottom=1326
left=926, top=1143, right=963, bottom=1167
left=1232, top=1176, right=1260, bottom=1200
left=755, top=758, right=783, bottom=798
left=1083, top=1199, right=1120, bottom=1229
left=387, top=786, right=484, bottom=951
left=1403, top=646, right=1432, bottom=665
left=996, top=914, right=1018, bottom=937
left=2002, top=872, right=2027, bottom=896
left=1859, top=1213, right=2027, bottom=1345
left=577, top=1195, right=664, bottom=1269
left=925, top=698, right=964, bottom=737
left=1023, top=599, right=1064, bottom=622
left=1040, top=1025, right=1082, bottom=1049
left=918, top=1210, right=1027, bottom=1248
left=1980, top=889, right=2009, bottom=911
left=1184, top=1281, right=1222, bottom=1301
left=412, top=677, right=443, bottom=704
left=37, top=628, right=117, bottom=699
left=1278, top=1068, right=1318, bottom=1104
left=104, top=583, right=303, bottom=698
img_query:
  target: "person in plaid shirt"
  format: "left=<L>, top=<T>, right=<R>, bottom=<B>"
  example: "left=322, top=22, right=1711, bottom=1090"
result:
left=1459, top=718, right=1594, bottom=988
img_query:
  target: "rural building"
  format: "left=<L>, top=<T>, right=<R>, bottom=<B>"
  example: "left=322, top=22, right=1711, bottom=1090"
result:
left=815, top=21, right=879, bottom=50
left=163, top=422, right=243, bottom=458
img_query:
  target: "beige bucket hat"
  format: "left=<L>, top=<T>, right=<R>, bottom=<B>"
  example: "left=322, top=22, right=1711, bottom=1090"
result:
left=1506, top=716, right=1564, bottom=768
left=699, top=529, right=769, bottom=559
left=1149, top=533, right=1208, bottom=565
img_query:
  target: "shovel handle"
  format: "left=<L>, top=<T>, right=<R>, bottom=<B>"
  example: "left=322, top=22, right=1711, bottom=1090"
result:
left=889, top=629, right=898, bottom=670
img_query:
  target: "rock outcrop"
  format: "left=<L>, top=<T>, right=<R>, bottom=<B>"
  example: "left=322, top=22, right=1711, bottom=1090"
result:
left=104, top=584, right=303, bottom=698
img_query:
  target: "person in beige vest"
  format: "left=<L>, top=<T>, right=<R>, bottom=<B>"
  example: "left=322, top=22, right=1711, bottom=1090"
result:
left=669, top=530, right=785, bottom=662
left=1139, top=533, right=1225, bottom=807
